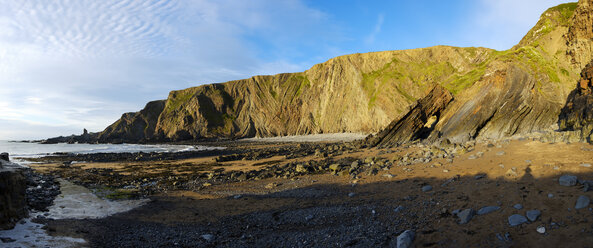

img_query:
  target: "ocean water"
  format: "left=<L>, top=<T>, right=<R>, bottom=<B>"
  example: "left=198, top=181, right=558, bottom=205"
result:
left=0, top=140, right=222, bottom=159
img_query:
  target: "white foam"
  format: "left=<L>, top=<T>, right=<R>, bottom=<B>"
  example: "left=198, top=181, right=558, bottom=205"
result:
left=46, top=180, right=149, bottom=219
left=0, top=180, right=149, bottom=247
left=0, top=218, right=86, bottom=248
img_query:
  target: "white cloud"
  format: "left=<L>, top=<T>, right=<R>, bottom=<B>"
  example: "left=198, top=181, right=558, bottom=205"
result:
left=461, top=0, right=565, bottom=50
left=0, top=0, right=328, bottom=140
left=365, top=14, right=384, bottom=45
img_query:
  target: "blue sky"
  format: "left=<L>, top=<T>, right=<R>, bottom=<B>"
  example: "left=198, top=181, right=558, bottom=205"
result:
left=0, top=0, right=570, bottom=140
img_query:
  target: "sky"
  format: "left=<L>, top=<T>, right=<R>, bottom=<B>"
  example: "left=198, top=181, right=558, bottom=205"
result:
left=0, top=0, right=572, bottom=140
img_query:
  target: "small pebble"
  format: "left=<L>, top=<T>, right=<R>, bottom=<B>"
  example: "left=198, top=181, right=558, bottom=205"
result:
left=397, top=230, right=415, bottom=248
left=201, top=234, right=214, bottom=242
left=513, top=204, right=523, bottom=210
left=422, top=185, right=433, bottom=192
left=508, top=214, right=528, bottom=226
left=559, top=175, right=578, bottom=186
left=537, top=226, right=546, bottom=234
left=526, top=210, right=541, bottom=222
left=575, top=195, right=590, bottom=210
left=348, top=192, right=356, bottom=197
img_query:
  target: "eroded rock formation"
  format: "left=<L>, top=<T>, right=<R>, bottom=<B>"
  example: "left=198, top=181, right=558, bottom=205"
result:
left=367, top=85, right=453, bottom=147
left=558, top=60, right=593, bottom=142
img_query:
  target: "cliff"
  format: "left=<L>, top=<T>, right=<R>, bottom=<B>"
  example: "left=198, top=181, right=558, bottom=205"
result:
left=558, top=60, right=593, bottom=142
left=89, top=0, right=593, bottom=144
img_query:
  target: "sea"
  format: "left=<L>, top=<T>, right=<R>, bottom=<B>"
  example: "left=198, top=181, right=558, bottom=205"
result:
left=0, top=140, right=222, bottom=163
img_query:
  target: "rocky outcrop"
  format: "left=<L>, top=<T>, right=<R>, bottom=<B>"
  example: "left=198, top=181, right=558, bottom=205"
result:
left=42, top=129, right=99, bottom=144
left=367, top=85, right=453, bottom=147
left=557, top=60, right=593, bottom=142
left=98, top=100, right=166, bottom=143
left=59, top=0, right=592, bottom=144
left=432, top=64, right=561, bottom=144
left=0, top=155, right=27, bottom=230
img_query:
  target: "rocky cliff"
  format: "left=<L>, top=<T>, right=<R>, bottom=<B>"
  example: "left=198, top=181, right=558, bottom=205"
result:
left=97, top=100, right=166, bottom=143
left=558, top=60, right=593, bottom=142
left=91, top=0, right=593, bottom=144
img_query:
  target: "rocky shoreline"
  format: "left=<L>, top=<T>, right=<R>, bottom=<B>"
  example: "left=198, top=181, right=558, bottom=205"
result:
left=4, top=135, right=587, bottom=247
left=0, top=154, right=61, bottom=232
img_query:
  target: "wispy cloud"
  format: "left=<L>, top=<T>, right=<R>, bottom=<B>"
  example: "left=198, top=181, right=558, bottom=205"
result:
left=364, top=14, right=384, bottom=45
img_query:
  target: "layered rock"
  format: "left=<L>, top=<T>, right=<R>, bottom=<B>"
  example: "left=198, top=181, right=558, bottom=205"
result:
left=56, top=0, right=593, bottom=144
left=566, top=0, right=593, bottom=68
left=557, top=60, right=593, bottom=142
left=367, top=85, right=453, bottom=147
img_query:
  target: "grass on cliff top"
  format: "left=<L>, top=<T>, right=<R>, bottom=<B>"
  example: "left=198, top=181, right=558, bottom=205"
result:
left=361, top=58, right=458, bottom=108
left=549, top=2, right=578, bottom=24
left=519, top=2, right=578, bottom=47
left=495, top=46, right=562, bottom=83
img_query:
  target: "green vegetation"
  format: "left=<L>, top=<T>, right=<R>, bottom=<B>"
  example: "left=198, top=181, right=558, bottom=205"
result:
left=549, top=2, right=578, bottom=25
left=93, top=187, right=138, bottom=200
left=165, top=89, right=195, bottom=114
left=444, top=65, right=488, bottom=95
left=268, top=86, right=278, bottom=99
left=496, top=46, right=561, bottom=83
left=293, top=75, right=311, bottom=97
left=519, top=2, right=577, bottom=47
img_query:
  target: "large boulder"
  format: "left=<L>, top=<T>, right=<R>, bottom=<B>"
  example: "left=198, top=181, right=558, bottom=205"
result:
left=0, top=158, right=27, bottom=230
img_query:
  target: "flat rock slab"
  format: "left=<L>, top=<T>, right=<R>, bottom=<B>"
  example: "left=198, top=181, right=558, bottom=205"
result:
left=559, top=175, right=578, bottom=186
left=477, top=206, right=500, bottom=215
left=508, top=214, right=528, bottom=226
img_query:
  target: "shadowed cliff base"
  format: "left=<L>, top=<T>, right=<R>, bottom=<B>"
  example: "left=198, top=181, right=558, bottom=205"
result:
left=556, top=59, right=593, bottom=142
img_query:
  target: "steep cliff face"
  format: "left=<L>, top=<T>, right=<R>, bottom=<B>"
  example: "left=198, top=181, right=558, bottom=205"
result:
left=94, top=0, right=593, bottom=143
left=151, top=46, right=495, bottom=141
left=566, top=0, right=593, bottom=68
left=558, top=60, right=593, bottom=142
left=98, top=100, right=165, bottom=143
